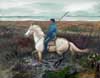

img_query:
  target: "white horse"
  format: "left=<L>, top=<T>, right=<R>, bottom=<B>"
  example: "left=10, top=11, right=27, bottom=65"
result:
left=25, top=24, right=89, bottom=63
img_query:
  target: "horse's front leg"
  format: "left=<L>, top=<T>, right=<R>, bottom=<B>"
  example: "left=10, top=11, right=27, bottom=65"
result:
left=38, top=51, right=42, bottom=63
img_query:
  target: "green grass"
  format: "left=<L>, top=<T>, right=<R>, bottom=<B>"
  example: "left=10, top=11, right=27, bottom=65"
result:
left=44, top=66, right=79, bottom=78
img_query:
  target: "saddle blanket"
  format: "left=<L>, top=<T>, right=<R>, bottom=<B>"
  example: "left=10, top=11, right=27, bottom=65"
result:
left=47, top=40, right=56, bottom=52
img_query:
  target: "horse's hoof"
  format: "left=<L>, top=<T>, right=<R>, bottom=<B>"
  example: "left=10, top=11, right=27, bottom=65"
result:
left=32, top=60, right=41, bottom=66
left=32, top=63, right=38, bottom=66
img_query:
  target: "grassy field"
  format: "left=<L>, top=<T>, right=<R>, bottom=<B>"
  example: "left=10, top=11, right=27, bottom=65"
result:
left=0, top=21, right=100, bottom=78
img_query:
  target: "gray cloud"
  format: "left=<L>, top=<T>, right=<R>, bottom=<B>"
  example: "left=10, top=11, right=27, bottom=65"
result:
left=0, top=0, right=100, bottom=20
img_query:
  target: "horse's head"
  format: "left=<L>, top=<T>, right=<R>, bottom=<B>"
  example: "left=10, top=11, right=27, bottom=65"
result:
left=25, top=24, right=44, bottom=37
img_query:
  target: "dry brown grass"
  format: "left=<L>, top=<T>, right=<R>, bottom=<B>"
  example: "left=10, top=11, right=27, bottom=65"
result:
left=79, top=72, right=95, bottom=78
left=0, top=21, right=100, bottom=31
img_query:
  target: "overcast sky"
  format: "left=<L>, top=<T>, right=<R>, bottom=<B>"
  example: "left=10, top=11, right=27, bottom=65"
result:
left=0, top=0, right=100, bottom=20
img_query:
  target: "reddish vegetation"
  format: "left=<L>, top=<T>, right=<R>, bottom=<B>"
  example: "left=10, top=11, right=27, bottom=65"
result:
left=0, top=21, right=99, bottom=49
left=0, top=21, right=99, bottom=55
left=14, top=37, right=33, bottom=47
left=0, top=21, right=100, bottom=30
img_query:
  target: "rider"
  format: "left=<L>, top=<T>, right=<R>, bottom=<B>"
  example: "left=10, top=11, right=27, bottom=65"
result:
left=44, top=18, right=57, bottom=52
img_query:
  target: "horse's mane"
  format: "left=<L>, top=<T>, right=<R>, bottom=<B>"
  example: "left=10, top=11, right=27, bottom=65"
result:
left=31, top=24, right=45, bottom=36
left=31, top=25, right=41, bottom=29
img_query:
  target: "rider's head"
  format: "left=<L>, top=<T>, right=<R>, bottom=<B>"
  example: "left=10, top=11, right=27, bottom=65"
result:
left=50, top=18, right=55, bottom=23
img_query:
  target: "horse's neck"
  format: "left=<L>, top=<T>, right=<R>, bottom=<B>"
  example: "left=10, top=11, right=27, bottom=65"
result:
left=33, top=32, right=45, bottom=44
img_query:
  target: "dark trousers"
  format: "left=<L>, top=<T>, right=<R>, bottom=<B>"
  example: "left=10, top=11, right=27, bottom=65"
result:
left=44, top=36, right=55, bottom=52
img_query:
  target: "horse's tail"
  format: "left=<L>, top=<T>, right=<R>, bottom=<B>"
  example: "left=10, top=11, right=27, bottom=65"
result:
left=69, top=42, right=89, bottom=53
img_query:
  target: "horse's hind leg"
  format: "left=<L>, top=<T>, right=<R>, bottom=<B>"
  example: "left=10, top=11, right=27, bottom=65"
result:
left=54, top=52, right=65, bottom=68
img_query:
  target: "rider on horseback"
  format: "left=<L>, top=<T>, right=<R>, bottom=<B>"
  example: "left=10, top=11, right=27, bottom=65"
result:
left=44, top=18, right=57, bottom=52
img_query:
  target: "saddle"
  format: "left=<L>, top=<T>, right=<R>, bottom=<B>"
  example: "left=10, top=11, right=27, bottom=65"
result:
left=47, top=38, right=56, bottom=52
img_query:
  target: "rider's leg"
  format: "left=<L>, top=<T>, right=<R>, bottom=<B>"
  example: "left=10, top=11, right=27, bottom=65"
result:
left=44, top=41, right=48, bottom=52
left=44, top=35, right=55, bottom=53
left=44, top=37, right=50, bottom=52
